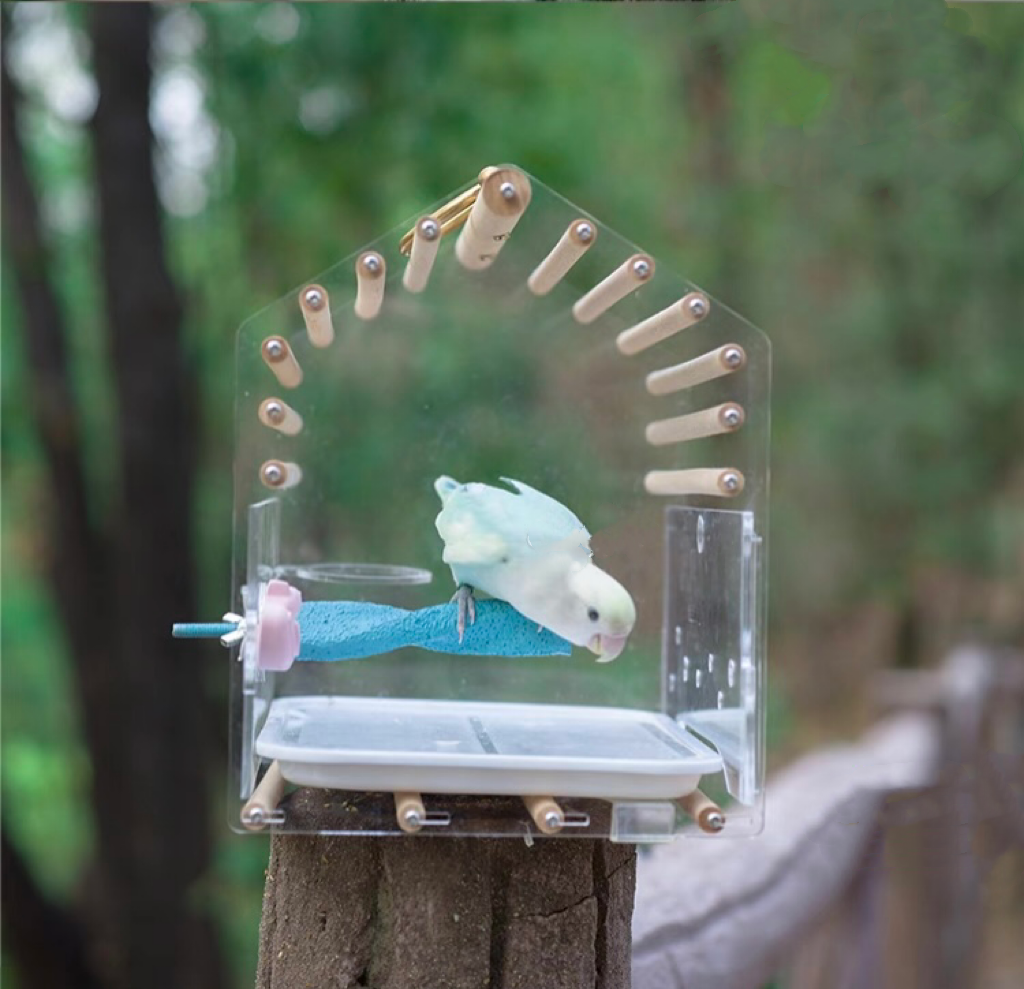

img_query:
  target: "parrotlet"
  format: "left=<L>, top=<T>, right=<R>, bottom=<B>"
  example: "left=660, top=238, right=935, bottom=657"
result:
left=434, top=476, right=636, bottom=662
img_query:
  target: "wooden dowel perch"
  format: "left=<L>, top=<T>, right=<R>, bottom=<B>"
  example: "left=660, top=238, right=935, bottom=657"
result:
left=241, top=761, right=286, bottom=831
left=456, top=166, right=532, bottom=271
left=395, top=792, right=426, bottom=834
left=522, top=794, right=565, bottom=835
left=573, top=253, right=654, bottom=324
left=645, top=402, right=744, bottom=446
left=647, top=343, right=746, bottom=396
left=616, top=291, right=709, bottom=355
left=258, top=397, right=303, bottom=436
left=256, top=790, right=637, bottom=989
left=261, top=335, right=302, bottom=389
left=298, top=283, right=334, bottom=348
left=402, top=216, right=441, bottom=293
left=260, top=459, right=302, bottom=490
left=678, top=787, right=726, bottom=833
left=527, top=218, right=597, bottom=296
left=355, top=251, right=386, bottom=319
left=644, top=467, right=745, bottom=498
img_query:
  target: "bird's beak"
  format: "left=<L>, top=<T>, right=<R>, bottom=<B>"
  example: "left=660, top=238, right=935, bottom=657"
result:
left=588, top=633, right=630, bottom=663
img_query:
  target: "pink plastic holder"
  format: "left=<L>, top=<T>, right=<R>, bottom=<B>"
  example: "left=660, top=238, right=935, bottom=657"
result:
left=256, top=579, right=302, bottom=671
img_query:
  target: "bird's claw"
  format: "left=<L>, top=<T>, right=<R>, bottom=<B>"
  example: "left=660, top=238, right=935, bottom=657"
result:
left=452, top=585, right=476, bottom=644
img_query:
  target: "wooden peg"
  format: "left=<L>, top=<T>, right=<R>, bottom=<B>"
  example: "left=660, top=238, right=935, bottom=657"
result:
left=261, top=336, right=302, bottom=389
left=522, top=795, right=565, bottom=835
left=647, top=343, right=746, bottom=396
left=403, top=216, right=442, bottom=293
left=355, top=251, right=386, bottom=319
left=260, top=459, right=302, bottom=490
left=527, top=218, right=598, bottom=296
left=645, top=403, right=744, bottom=446
left=616, top=291, right=710, bottom=355
left=455, top=166, right=532, bottom=271
left=241, top=761, right=286, bottom=831
left=298, top=284, right=333, bottom=348
left=572, top=253, right=655, bottom=325
left=644, top=468, right=745, bottom=498
left=679, top=787, right=726, bottom=833
left=395, top=792, right=426, bottom=834
left=258, top=397, right=303, bottom=436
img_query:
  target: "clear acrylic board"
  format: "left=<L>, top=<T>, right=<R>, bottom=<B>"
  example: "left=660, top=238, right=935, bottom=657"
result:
left=227, top=165, right=770, bottom=839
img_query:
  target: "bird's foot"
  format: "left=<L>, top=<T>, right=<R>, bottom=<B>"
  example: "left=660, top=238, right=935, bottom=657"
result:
left=451, top=585, right=476, bottom=644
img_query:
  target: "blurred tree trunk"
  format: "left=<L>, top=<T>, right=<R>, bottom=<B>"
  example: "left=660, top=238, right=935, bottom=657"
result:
left=1, top=828, right=101, bottom=989
left=678, top=24, right=745, bottom=304
left=2, top=5, right=223, bottom=989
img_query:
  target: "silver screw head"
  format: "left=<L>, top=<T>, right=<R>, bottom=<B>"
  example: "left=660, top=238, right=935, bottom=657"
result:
left=499, top=181, right=515, bottom=200
left=723, top=346, right=743, bottom=368
left=543, top=810, right=562, bottom=830
left=264, top=338, right=284, bottom=360
left=575, top=221, right=594, bottom=243
left=246, top=807, right=265, bottom=826
left=265, top=401, right=284, bottom=423
left=420, top=218, right=439, bottom=240
left=262, top=463, right=283, bottom=486
left=362, top=253, right=381, bottom=274
left=403, top=808, right=422, bottom=827
left=705, top=811, right=725, bottom=832
left=688, top=296, right=708, bottom=318
left=721, top=471, right=741, bottom=492
left=303, top=287, right=324, bottom=310
left=722, top=406, right=741, bottom=428
left=632, top=259, right=651, bottom=279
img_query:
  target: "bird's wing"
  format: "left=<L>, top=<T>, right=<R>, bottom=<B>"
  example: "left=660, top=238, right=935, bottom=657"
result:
left=435, top=478, right=591, bottom=569
left=436, top=494, right=511, bottom=567
left=498, top=478, right=591, bottom=554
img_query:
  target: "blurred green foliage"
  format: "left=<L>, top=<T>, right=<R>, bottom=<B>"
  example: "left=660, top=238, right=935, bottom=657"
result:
left=2, top=2, right=1023, bottom=985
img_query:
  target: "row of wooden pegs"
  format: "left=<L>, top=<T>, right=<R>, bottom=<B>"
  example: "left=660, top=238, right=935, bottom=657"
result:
left=241, top=761, right=726, bottom=836
left=256, top=165, right=749, bottom=500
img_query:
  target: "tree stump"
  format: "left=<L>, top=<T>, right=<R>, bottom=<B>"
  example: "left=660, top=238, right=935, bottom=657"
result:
left=256, top=789, right=637, bottom=989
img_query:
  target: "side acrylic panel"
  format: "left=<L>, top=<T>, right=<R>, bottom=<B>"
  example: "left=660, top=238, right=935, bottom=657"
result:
left=663, top=507, right=767, bottom=833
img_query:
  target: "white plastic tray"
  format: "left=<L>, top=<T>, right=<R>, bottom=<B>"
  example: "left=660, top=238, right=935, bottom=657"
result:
left=256, top=696, right=722, bottom=800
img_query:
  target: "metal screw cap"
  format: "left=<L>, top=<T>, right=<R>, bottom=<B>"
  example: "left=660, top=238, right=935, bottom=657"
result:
left=721, top=405, right=742, bottom=428
left=303, top=287, right=324, bottom=310
left=575, top=221, right=594, bottom=243
left=262, top=463, right=284, bottom=487
left=688, top=296, right=708, bottom=318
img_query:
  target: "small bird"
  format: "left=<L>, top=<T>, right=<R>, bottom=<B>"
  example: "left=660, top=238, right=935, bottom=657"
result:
left=434, top=476, right=636, bottom=662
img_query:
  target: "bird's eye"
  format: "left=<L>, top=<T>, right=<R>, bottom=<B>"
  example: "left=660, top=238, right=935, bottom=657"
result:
left=588, top=608, right=600, bottom=622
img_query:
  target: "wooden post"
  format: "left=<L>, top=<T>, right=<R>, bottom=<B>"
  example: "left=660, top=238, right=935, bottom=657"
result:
left=256, top=789, right=637, bottom=989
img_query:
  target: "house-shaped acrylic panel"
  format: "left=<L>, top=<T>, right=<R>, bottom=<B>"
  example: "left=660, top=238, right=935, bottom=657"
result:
left=226, top=165, right=770, bottom=840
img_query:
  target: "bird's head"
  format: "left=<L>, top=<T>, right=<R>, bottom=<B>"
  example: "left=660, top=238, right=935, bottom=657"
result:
left=565, top=563, right=637, bottom=663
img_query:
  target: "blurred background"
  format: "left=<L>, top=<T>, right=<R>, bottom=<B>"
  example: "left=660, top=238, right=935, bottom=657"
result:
left=1, top=2, right=1022, bottom=988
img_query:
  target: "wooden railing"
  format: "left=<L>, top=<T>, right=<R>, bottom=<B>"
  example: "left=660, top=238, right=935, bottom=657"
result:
left=632, top=647, right=1024, bottom=989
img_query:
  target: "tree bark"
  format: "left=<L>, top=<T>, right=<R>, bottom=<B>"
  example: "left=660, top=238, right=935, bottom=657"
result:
left=256, top=790, right=636, bottom=989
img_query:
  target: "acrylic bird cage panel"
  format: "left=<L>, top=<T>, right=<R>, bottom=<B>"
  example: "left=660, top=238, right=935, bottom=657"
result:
left=226, top=165, right=770, bottom=840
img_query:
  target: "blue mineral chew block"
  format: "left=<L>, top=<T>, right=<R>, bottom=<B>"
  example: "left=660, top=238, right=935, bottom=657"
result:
left=297, top=600, right=572, bottom=661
